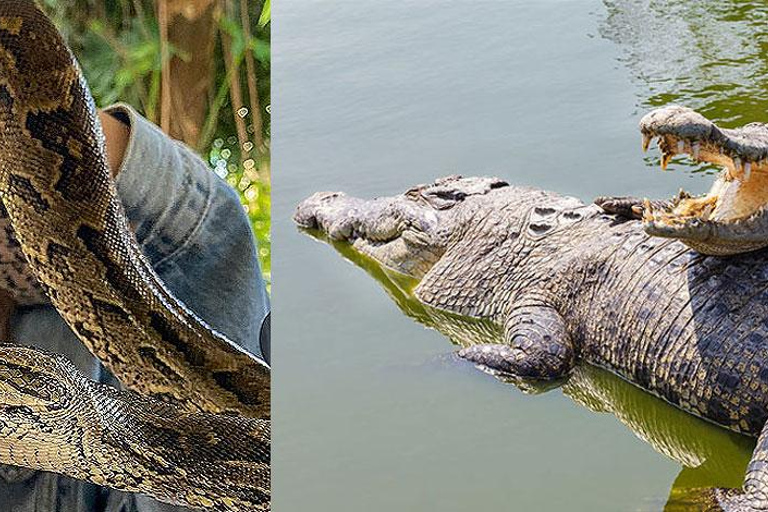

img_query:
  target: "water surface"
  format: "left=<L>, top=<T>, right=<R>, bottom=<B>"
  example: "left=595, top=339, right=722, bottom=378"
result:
left=274, top=2, right=768, bottom=510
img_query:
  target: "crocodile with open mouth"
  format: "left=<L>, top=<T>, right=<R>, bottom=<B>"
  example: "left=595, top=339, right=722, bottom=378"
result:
left=294, top=106, right=768, bottom=511
left=600, top=105, right=768, bottom=256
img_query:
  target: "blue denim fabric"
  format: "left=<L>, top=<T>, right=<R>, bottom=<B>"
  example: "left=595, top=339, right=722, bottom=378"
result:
left=0, top=104, right=269, bottom=512
left=113, top=103, right=270, bottom=356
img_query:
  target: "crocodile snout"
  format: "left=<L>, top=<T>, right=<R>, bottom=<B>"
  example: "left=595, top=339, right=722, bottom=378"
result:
left=293, top=191, right=361, bottom=240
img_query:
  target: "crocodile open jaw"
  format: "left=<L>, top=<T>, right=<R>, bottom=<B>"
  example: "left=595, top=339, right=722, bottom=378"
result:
left=639, top=106, right=768, bottom=255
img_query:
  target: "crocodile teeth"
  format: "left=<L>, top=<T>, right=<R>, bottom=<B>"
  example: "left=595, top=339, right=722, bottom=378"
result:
left=677, top=140, right=685, bottom=153
left=734, top=157, right=742, bottom=173
left=642, top=133, right=652, bottom=152
left=642, top=211, right=653, bottom=222
left=661, top=152, right=672, bottom=170
left=744, top=161, right=752, bottom=181
left=692, top=142, right=700, bottom=160
left=642, top=198, right=653, bottom=221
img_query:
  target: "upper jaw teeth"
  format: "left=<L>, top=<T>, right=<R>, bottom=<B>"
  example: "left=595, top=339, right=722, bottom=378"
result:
left=642, top=198, right=653, bottom=221
left=642, top=133, right=652, bottom=152
left=640, top=132, right=757, bottom=181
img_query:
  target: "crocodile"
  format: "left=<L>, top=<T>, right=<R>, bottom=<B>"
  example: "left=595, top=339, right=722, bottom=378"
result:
left=308, top=239, right=754, bottom=509
left=294, top=106, right=768, bottom=511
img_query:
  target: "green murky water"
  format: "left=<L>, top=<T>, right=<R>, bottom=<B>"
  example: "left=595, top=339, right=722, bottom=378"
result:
left=274, top=1, right=768, bottom=510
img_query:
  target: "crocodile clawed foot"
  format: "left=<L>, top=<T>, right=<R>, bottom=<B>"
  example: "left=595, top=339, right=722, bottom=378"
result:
left=594, top=195, right=684, bottom=220
left=458, top=344, right=519, bottom=374
left=456, top=346, right=565, bottom=394
left=593, top=196, right=645, bottom=219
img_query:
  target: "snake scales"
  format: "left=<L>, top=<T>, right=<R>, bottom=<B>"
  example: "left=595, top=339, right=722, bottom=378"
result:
left=0, top=1, right=270, bottom=510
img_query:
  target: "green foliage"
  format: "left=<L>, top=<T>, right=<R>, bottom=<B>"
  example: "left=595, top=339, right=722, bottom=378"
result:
left=42, top=1, right=271, bottom=287
left=258, top=0, right=271, bottom=27
left=81, top=17, right=164, bottom=119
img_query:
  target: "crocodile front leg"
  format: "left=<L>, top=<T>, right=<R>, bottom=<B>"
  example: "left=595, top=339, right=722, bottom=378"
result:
left=458, top=303, right=574, bottom=380
left=594, top=192, right=688, bottom=221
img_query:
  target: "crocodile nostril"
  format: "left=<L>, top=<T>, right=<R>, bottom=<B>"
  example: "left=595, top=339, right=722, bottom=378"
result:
left=534, top=207, right=557, bottom=216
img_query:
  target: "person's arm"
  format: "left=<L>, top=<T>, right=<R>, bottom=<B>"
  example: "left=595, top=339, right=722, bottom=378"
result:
left=98, top=110, right=129, bottom=178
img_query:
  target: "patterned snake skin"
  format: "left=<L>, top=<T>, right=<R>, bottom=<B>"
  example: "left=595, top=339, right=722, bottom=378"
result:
left=0, top=2, right=270, bottom=510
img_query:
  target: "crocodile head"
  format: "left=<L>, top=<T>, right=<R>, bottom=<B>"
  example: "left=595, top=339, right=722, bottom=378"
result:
left=640, top=105, right=768, bottom=255
left=294, top=175, right=509, bottom=278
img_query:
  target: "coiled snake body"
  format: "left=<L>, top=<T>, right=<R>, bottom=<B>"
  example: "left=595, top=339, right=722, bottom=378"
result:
left=0, top=2, right=270, bottom=510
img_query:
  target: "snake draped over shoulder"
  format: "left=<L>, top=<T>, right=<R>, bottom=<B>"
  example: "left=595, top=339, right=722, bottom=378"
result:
left=0, top=1, right=270, bottom=510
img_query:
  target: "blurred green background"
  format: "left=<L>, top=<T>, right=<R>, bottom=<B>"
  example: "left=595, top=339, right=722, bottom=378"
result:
left=43, top=0, right=271, bottom=288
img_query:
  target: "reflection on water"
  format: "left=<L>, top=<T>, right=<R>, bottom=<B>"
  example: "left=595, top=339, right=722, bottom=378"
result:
left=601, top=1, right=768, bottom=179
left=320, top=233, right=755, bottom=509
left=601, top=0, right=768, bottom=125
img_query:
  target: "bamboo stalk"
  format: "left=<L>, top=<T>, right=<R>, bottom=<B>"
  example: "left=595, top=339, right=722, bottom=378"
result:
left=158, top=0, right=172, bottom=133
left=198, top=67, right=234, bottom=152
left=239, top=0, right=263, bottom=150
left=221, top=0, right=250, bottom=159
left=132, top=0, right=153, bottom=40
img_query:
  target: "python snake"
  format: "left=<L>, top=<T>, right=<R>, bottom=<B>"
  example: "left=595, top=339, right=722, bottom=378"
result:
left=0, top=1, right=270, bottom=510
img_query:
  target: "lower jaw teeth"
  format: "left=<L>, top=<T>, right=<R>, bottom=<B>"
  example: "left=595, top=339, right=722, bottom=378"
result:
left=642, top=198, right=653, bottom=221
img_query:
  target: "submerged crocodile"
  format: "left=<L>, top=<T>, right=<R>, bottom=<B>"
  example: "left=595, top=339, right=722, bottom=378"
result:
left=294, top=106, right=768, bottom=511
